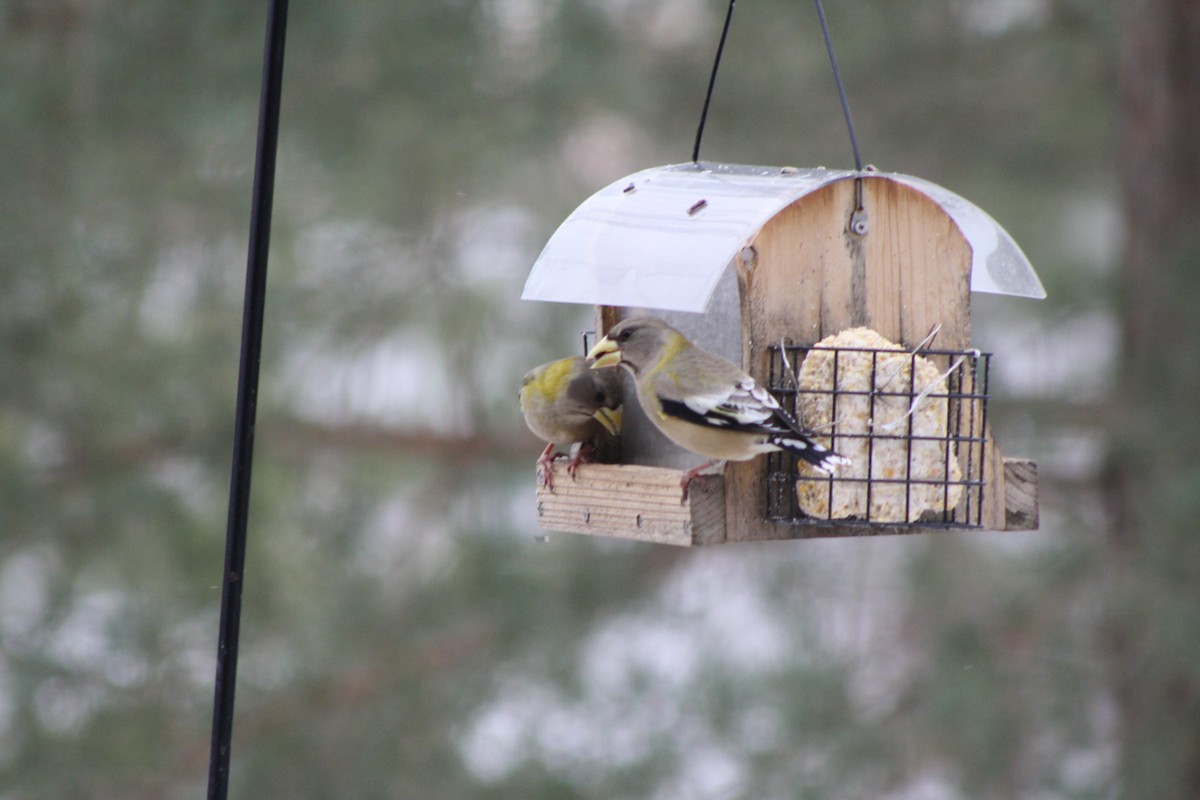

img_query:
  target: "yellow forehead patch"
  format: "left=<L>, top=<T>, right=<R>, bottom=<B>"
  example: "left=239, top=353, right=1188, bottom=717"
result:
left=532, top=357, right=577, bottom=402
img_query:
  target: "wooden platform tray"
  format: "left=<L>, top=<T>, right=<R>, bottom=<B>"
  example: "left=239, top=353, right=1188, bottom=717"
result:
left=535, top=458, right=1037, bottom=547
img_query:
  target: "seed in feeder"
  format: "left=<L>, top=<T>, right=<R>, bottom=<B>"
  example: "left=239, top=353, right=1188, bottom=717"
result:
left=794, top=327, right=964, bottom=523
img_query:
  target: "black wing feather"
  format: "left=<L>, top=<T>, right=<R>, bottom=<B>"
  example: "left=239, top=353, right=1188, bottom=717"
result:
left=658, top=395, right=847, bottom=471
left=658, top=397, right=793, bottom=437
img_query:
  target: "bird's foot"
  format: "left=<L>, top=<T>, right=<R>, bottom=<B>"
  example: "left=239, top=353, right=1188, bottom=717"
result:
left=679, top=460, right=719, bottom=504
left=565, top=443, right=596, bottom=482
left=536, top=443, right=566, bottom=493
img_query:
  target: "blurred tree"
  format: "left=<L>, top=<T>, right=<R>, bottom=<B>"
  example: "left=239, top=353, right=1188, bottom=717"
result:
left=1109, top=0, right=1200, bottom=797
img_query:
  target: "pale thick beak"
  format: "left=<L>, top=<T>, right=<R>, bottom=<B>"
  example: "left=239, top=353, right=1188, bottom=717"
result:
left=592, top=406, right=622, bottom=437
left=587, top=336, right=621, bottom=370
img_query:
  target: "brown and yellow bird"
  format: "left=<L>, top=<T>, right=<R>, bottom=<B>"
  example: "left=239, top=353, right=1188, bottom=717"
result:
left=519, top=355, right=623, bottom=491
left=587, top=316, right=848, bottom=498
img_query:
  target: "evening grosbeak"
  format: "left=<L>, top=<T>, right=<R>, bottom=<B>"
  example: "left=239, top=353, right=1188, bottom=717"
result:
left=520, top=355, right=623, bottom=491
left=587, top=316, right=848, bottom=498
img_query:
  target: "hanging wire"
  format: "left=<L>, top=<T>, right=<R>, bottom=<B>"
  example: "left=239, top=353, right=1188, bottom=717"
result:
left=207, top=0, right=289, bottom=797
left=693, top=0, right=864, bottom=174
left=813, top=0, right=863, bottom=171
left=692, top=0, right=737, bottom=163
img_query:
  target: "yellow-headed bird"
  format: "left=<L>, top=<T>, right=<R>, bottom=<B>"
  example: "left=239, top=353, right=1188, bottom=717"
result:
left=520, top=356, right=622, bottom=491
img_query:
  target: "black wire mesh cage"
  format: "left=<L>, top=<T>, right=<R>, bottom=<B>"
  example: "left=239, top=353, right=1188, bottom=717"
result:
left=766, top=341, right=991, bottom=529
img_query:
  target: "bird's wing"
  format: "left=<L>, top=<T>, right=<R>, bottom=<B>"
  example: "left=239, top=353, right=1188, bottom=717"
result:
left=658, top=377, right=792, bottom=436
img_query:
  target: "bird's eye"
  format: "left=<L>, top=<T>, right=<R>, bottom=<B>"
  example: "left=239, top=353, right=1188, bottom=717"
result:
left=618, top=328, right=634, bottom=342
left=595, top=391, right=606, bottom=403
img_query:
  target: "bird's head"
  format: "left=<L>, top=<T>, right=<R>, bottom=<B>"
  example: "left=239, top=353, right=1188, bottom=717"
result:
left=586, top=316, right=681, bottom=377
left=521, top=356, right=624, bottom=436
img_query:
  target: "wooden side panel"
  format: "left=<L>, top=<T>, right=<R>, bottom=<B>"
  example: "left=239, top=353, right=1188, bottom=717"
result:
left=737, top=177, right=974, bottom=360
left=536, top=462, right=726, bottom=546
left=596, top=305, right=621, bottom=338
left=1003, top=457, right=1039, bottom=530
left=730, top=176, right=980, bottom=540
left=861, top=179, right=974, bottom=350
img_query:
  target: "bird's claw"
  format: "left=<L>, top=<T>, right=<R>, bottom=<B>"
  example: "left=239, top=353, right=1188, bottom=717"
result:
left=536, top=445, right=568, bottom=494
left=678, top=460, right=718, bottom=505
left=564, top=443, right=597, bottom=482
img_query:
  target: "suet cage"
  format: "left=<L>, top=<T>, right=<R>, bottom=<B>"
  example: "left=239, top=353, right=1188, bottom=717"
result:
left=765, top=341, right=991, bottom=530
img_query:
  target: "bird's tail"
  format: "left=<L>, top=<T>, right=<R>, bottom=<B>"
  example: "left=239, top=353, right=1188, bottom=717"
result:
left=769, top=433, right=851, bottom=475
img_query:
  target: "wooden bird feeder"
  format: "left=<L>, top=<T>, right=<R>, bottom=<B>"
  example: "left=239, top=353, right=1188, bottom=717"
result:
left=522, top=162, right=1043, bottom=546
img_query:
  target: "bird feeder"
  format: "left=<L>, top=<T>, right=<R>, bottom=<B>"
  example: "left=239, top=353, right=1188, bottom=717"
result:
left=522, top=162, right=1042, bottom=545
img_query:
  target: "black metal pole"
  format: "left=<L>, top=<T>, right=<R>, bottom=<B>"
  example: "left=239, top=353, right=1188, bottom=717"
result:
left=207, top=0, right=288, bottom=797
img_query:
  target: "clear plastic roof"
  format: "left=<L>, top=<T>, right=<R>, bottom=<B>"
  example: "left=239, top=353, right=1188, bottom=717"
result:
left=522, top=162, right=1045, bottom=313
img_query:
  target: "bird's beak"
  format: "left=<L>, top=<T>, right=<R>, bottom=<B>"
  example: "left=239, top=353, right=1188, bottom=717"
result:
left=587, top=336, right=621, bottom=369
left=593, top=406, right=621, bottom=437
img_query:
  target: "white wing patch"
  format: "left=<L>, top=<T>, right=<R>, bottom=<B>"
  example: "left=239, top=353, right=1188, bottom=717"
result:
left=683, top=378, right=778, bottom=427
left=744, top=380, right=780, bottom=410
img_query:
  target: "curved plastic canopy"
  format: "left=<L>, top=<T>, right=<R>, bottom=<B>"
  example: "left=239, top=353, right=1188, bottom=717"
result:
left=522, top=162, right=1045, bottom=313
